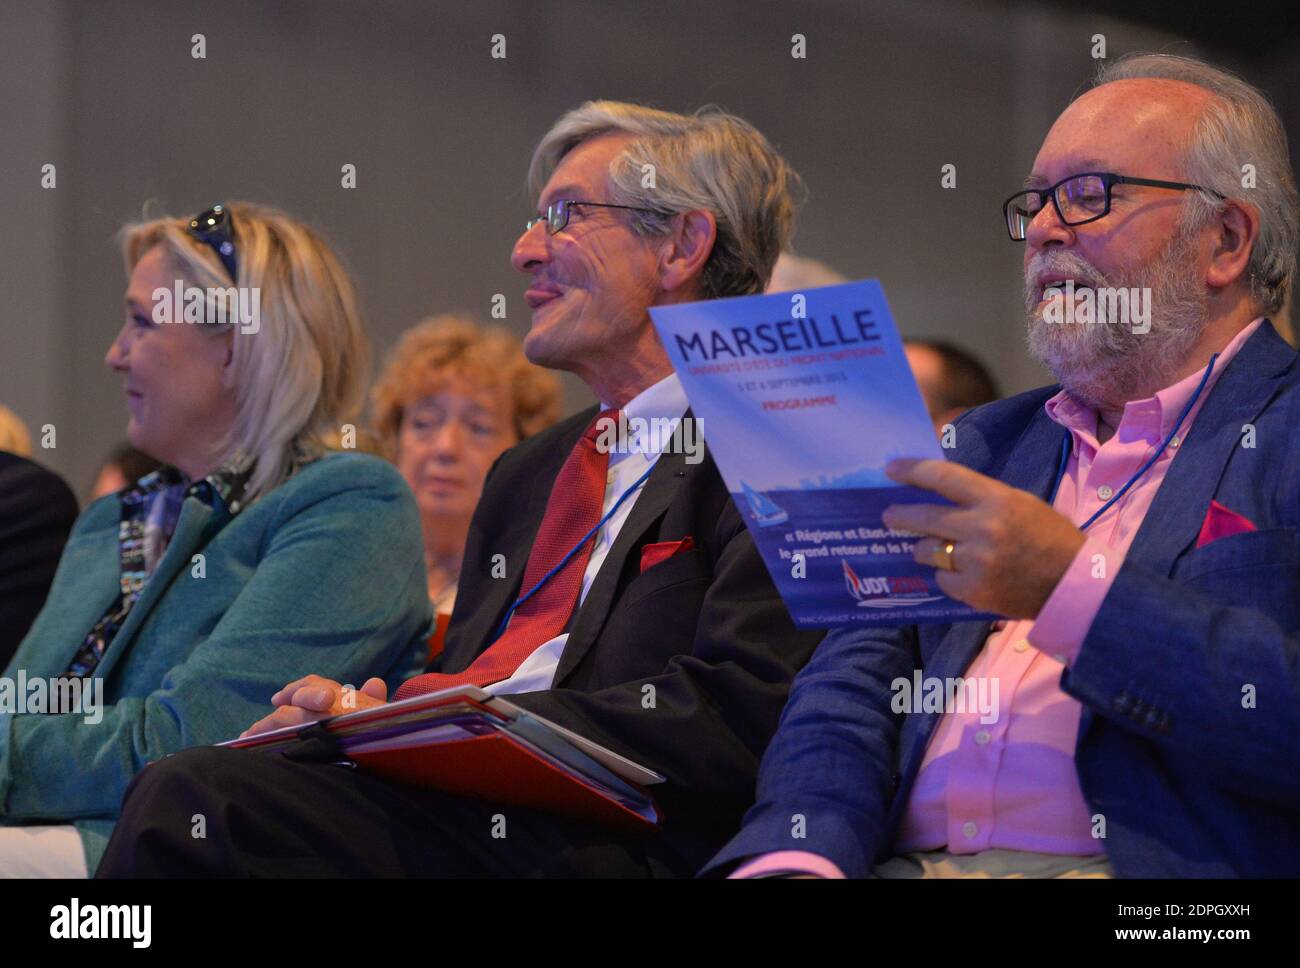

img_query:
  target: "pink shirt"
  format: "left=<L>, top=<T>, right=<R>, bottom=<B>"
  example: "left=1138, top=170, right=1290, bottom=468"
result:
left=733, top=319, right=1263, bottom=879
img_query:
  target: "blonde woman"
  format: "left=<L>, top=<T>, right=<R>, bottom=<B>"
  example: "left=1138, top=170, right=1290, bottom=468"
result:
left=0, top=405, right=33, bottom=457
left=0, top=202, right=429, bottom=876
left=371, top=316, right=561, bottom=660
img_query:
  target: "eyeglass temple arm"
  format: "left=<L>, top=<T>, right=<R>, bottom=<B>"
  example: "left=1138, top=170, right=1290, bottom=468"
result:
left=1111, top=175, right=1226, bottom=200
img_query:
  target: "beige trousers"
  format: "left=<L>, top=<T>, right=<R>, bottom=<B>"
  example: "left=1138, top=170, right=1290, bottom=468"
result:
left=873, top=848, right=1114, bottom=878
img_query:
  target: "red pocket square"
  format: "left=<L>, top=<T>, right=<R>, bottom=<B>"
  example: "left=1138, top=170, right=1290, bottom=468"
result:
left=640, top=536, right=695, bottom=573
left=1195, top=500, right=1257, bottom=549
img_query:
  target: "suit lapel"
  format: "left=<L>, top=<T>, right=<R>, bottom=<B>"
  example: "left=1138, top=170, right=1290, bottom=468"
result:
left=552, top=438, right=690, bottom=684
left=91, top=497, right=224, bottom=683
left=993, top=401, right=1071, bottom=501
left=1122, top=322, right=1294, bottom=575
left=445, top=411, right=591, bottom=669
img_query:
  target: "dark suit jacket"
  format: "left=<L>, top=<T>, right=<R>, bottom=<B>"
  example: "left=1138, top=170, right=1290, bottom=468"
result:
left=707, top=320, right=1300, bottom=877
left=435, top=407, right=824, bottom=853
left=0, top=453, right=78, bottom=668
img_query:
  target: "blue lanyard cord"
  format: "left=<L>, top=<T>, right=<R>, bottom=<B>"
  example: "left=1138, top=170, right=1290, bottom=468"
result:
left=491, top=461, right=657, bottom=641
left=1056, top=352, right=1219, bottom=532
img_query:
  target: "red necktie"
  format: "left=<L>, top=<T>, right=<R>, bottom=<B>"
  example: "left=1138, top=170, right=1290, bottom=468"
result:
left=395, top=409, right=617, bottom=699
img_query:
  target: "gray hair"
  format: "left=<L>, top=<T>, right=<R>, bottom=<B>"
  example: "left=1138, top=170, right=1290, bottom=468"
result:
left=1094, top=53, right=1299, bottom=316
left=528, top=101, right=803, bottom=298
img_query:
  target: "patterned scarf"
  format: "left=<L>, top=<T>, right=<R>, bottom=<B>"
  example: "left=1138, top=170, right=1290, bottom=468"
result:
left=61, top=465, right=247, bottom=679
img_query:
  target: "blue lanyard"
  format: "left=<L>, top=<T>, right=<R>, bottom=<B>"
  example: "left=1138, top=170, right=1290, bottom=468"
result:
left=1052, top=353, right=1219, bottom=531
left=491, top=461, right=657, bottom=641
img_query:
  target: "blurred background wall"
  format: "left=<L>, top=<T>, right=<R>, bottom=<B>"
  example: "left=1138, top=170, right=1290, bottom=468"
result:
left=2, top=0, right=1296, bottom=495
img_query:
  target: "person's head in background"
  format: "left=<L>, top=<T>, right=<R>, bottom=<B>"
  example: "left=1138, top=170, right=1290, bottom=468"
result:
left=89, top=443, right=163, bottom=500
left=904, top=339, right=1001, bottom=433
left=371, top=315, right=561, bottom=610
left=516, top=101, right=802, bottom=406
left=765, top=251, right=848, bottom=293
left=107, top=202, right=368, bottom=502
left=762, top=256, right=1002, bottom=431
left=0, top=405, right=32, bottom=457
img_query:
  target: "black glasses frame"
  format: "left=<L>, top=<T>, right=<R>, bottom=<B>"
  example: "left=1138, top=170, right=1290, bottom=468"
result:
left=525, top=199, right=666, bottom=235
left=187, top=203, right=239, bottom=280
left=1002, top=172, right=1226, bottom=241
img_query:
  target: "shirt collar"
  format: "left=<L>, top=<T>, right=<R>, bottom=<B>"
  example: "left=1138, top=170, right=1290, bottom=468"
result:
left=599, top=372, right=689, bottom=463
left=613, top=371, right=688, bottom=425
left=1045, top=317, right=1264, bottom=450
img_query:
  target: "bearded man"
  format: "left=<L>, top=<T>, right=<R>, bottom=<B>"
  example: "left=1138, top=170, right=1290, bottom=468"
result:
left=706, top=52, right=1300, bottom=878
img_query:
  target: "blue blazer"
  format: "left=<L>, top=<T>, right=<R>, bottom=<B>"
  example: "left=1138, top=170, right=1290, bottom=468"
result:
left=707, top=320, right=1300, bottom=878
left=0, top=452, right=430, bottom=873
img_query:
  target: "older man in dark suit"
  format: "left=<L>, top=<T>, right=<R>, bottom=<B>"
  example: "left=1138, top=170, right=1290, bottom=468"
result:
left=99, top=101, right=821, bottom=877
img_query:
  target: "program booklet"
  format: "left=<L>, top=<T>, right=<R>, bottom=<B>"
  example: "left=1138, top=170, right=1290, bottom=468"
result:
left=650, top=279, right=995, bottom=628
left=221, top=684, right=664, bottom=831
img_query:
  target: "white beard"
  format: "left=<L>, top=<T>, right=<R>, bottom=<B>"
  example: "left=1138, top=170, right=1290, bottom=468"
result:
left=1024, top=227, right=1209, bottom=412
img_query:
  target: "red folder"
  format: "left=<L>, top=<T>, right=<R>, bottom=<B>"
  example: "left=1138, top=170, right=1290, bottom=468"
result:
left=351, top=733, right=658, bottom=833
left=221, top=684, right=663, bottom=833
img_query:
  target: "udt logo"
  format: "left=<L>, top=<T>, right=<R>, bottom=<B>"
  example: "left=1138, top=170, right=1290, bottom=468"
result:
left=843, top=560, right=942, bottom=609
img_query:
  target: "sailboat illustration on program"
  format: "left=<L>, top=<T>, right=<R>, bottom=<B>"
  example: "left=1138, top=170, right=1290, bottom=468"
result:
left=740, top=481, right=789, bottom=527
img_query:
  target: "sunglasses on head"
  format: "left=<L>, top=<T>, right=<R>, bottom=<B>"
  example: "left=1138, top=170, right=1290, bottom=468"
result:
left=187, top=203, right=238, bottom=281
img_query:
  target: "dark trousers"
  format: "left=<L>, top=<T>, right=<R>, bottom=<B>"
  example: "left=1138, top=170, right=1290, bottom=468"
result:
left=96, top=746, right=714, bottom=877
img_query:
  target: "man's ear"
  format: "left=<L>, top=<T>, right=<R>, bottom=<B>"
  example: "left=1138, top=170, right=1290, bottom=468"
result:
left=659, top=210, right=717, bottom=295
left=1205, top=199, right=1259, bottom=292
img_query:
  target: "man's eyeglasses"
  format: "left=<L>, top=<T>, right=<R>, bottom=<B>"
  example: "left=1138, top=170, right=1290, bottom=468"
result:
left=187, top=203, right=239, bottom=280
left=1002, top=173, right=1225, bottom=241
left=524, top=199, right=664, bottom=235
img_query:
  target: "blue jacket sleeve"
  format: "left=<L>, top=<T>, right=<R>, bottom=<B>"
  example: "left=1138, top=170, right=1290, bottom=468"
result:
left=702, top=622, right=918, bottom=877
left=1064, top=558, right=1300, bottom=807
